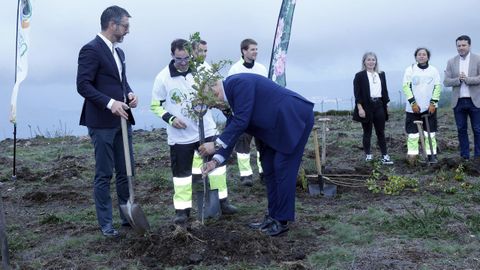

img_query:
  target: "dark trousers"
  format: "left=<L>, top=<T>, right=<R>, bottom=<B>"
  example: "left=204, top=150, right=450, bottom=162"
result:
left=88, top=125, right=133, bottom=231
left=405, top=110, right=438, bottom=134
left=170, top=136, right=215, bottom=180
left=361, top=101, right=387, bottom=155
left=259, top=111, right=314, bottom=222
left=235, top=133, right=254, bottom=154
left=453, top=98, right=480, bottom=158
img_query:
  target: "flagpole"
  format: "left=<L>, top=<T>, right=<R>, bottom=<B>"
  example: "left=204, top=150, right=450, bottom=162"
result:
left=11, top=0, right=21, bottom=182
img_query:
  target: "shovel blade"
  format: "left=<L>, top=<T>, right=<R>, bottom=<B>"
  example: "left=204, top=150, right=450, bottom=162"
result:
left=322, top=183, right=337, bottom=198
left=196, top=189, right=221, bottom=220
left=307, top=175, right=337, bottom=197
left=120, top=200, right=150, bottom=234
left=308, top=183, right=321, bottom=196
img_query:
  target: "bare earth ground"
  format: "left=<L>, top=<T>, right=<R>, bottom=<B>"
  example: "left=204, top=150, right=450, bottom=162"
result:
left=1, top=109, right=480, bottom=269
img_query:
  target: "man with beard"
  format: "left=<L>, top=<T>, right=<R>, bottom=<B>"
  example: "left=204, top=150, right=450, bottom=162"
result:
left=76, top=5, right=137, bottom=237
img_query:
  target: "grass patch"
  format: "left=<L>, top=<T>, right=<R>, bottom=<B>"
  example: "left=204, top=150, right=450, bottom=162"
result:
left=466, top=214, right=480, bottom=234
left=381, top=203, right=461, bottom=239
left=308, top=246, right=354, bottom=269
left=138, top=169, right=171, bottom=187
left=425, top=239, right=477, bottom=257
left=349, top=207, right=390, bottom=226
left=7, top=224, right=42, bottom=253
left=55, top=207, right=97, bottom=225
left=327, top=223, right=373, bottom=245
left=40, top=213, right=64, bottom=225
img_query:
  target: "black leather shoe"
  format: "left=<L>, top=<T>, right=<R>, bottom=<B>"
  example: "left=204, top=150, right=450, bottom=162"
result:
left=240, top=175, right=253, bottom=187
left=220, top=199, right=238, bottom=215
left=264, top=219, right=289, bottom=237
left=249, top=215, right=274, bottom=230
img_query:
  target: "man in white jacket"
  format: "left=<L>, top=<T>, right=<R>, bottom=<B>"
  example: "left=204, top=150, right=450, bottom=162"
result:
left=227, top=38, right=268, bottom=186
left=151, top=39, right=237, bottom=224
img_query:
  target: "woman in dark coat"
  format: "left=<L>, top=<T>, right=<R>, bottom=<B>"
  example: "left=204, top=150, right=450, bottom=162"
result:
left=353, top=52, right=393, bottom=164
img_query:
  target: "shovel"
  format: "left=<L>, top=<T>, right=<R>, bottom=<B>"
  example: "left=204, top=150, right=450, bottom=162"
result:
left=194, top=105, right=220, bottom=224
left=413, top=120, right=428, bottom=162
left=422, top=113, right=437, bottom=164
left=120, top=117, right=150, bottom=234
left=308, top=119, right=337, bottom=197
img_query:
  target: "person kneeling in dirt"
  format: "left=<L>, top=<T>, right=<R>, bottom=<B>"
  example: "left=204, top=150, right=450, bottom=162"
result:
left=402, top=47, right=441, bottom=164
left=199, top=74, right=314, bottom=237
left=151, top=39, right=237, bottom=225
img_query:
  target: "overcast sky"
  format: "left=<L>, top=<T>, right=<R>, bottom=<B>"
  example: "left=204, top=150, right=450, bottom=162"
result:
left=1, top=0, right=479, bottom=139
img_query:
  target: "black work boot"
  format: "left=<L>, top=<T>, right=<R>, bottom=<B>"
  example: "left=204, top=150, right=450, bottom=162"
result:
left=240, top=175, right=253, bottom=187
left=428, top=155, right=438, bottom=164
left=174, top=209, right=189, bottom=224
left=220, top=199, right=238, bottom=215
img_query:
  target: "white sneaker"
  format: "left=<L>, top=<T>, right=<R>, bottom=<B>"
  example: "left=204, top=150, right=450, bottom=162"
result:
left=365, top=154, right=373, bottom=162
left=381, top=154, right=393, bottom=165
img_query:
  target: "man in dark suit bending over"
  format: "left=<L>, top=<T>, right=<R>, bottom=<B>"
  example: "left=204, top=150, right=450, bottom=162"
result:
left=199, top=73, right=314, bottom=236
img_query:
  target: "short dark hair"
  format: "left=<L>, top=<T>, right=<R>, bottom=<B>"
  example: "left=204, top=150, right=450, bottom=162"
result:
left=414, top=47, right=431, bottom=59
left=171, top=39, right=188, bottom=54
left=192, top=40, right=207, bottom=51
left=100, top=6, right=130, bottom=31
left=456, top=35, right=471, bottom=45
left=240, top=38, right=257, bottom=56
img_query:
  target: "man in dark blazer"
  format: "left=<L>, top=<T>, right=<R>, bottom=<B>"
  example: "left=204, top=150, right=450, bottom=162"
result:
left=199, top=73, right=314, bottom=236
left=76, top=5, right=137, bottom=237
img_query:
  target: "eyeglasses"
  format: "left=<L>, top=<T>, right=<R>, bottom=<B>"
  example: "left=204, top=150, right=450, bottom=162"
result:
left=117, top=23, right=129, bottom=30
left=174, top=56, right=190, bottom=63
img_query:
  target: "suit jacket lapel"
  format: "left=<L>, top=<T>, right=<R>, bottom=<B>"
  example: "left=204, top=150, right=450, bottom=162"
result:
left=116, top=48, right=126, bottom=81
left=96, top=36, right=121, bottom=81
left=468, top=54, right=477, bottom=77
left=454, top=55, right=461, bottom=76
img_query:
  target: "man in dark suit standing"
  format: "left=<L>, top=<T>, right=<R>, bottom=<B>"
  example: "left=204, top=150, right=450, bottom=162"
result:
left=199, top=73, right=314, bottom=236
left=76, top=5, right=137, bottom=237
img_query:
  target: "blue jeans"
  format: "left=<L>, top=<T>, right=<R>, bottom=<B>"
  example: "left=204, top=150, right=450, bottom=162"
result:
left=88, top=125, right=133, bottom=231
left=453, top=98, right=480, bottom=159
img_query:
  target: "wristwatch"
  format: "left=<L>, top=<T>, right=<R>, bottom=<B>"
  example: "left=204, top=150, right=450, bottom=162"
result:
left=213, top=141, right=222, bottom=151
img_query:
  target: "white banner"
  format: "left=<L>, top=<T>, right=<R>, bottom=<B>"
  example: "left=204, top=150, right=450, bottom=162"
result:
left=10, top=0, right=32, bottom=124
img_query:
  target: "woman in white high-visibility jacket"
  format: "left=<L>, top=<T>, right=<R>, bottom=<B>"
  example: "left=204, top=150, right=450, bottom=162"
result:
left=402, top=47, right=442, bottom=164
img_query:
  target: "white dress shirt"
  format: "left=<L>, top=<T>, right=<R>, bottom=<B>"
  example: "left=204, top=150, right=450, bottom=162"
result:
left=459, top=52, right=471, bottom=98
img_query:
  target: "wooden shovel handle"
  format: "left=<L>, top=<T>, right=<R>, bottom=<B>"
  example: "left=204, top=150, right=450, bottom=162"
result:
left=313, top=128, right=322, bottom=175
left=121, top=118, right=135, bottom=202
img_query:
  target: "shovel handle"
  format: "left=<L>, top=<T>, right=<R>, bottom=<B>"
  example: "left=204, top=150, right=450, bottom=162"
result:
left=121, top=118, right=135, bottom=202
left=321, top=122, right=327, bottom=165
left=414, top=121, right=427, bottom=160
left=422, top=114, right=434, bottom=156
left=313, top=128, right=322, bottom=175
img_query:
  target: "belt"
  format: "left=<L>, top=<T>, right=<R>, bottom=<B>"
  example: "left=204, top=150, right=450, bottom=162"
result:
left=371, top=97, right=382, bottom=102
